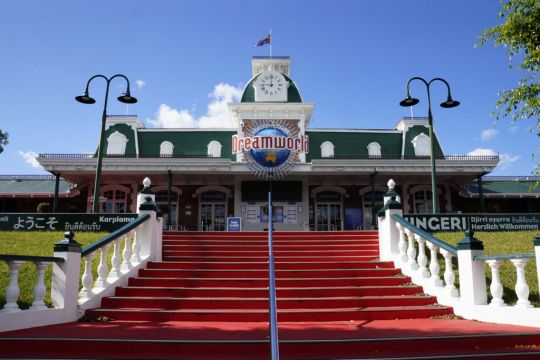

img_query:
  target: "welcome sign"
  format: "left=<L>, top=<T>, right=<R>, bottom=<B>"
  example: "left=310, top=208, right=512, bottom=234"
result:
left=404, top=214, right=540, bottom=232
left=0, top=213, right=138, bottom=232
left=233, top=119, right=309, bottom=179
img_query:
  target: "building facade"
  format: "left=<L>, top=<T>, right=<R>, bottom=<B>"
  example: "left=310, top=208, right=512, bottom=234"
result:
left=36, top=56, right=500, bottom=231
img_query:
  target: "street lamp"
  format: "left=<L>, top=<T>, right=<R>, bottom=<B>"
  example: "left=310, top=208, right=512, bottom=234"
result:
left=75, top=74, right=137, bottom=213
left=399, top=77, right=459, bottom=214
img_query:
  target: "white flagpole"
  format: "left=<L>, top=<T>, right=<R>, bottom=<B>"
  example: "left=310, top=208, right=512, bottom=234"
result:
left=269, top=28, right=272, bottom=57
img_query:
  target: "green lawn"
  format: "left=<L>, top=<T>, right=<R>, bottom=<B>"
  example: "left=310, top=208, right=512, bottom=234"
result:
left=434, top=230, right=539, bottom=306
left=0, top=231, right=107, bottom=309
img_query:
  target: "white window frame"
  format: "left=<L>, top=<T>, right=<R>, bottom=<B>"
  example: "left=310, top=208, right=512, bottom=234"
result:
left=320, top=141, right=335, bottom=158
left=160, top=141, right=174, bottom=157
left=106, top=131, right=129, bottom=155
left=367, top=142, right=382, bottom=157
left=207, top=141, right=222, bottom=157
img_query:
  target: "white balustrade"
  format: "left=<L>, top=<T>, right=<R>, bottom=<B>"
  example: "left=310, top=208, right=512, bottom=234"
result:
left=396, top=223, right=408, bottom=263
left=79, top=253, right=95, bottom=300
left=511, top=258, right=533, bottom=308
left=486, top=259, right=506, bottom=307
left=440, top=249, right=459, bottom=297
left=29, top=261, right=50, bottom=310
left=405, top=229, right=419, bottom=272
left=414, top=234, right=430, bottom=278
left=131, top=231, right=141, bottom=263
left=1, top=260, right=24, bottom=313
left=426, top=243, right=443, bottom=287
left=121, top=232, right=133, bottom=272
left=108, top=238, right=122, bottom=281
left=94, top=244, right=111, bottom=290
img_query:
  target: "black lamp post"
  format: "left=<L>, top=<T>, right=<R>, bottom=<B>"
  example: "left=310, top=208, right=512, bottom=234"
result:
left=399, top=77, right=459, bottom=214
left=75, top=74, right=137, bottom=213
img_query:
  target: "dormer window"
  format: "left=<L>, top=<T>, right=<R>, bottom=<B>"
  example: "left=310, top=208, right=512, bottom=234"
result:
left=367, top=142, right=382, bottom=157
left=106, top=131, right=128, bottom=155
left=160, top=141, right=174, bottom=157
left=320, top=141, right=335, bottom=158
left=207, top=141, right=222, bottom=157
left=412, top=133, right=431, bottom=157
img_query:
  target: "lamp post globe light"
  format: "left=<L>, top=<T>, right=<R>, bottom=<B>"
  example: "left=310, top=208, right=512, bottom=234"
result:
left=75, top=74, right=137, bottom=213
left=399, top=77, right=459, bottom=214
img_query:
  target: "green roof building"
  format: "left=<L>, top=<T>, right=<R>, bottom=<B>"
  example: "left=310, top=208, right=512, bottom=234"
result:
left=35, top=56, right=502, bottom=231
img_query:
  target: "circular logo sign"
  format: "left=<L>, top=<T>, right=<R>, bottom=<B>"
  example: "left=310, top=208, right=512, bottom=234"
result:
left=250, top=128, right=291, bottom=169
left=232, top=119, right=309, bottom=179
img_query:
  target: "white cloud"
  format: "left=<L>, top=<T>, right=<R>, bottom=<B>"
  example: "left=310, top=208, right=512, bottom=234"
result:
left=467, top=148, right=497, bottom=156
left=148, top=104, right=196, bottom=128
left=147, top=82, right=242, bottom=128
left=498, top=153, right=521, bottom=170
left=467, top=148, right=520, bottom=170
left=480, top=128, right=498, bottom=140
left=135, top=80, right=146, bottom=90
left=18, top=151, right=42, bottom=169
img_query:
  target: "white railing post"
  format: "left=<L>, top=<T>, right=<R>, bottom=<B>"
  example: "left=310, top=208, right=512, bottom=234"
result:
left=511, top=258, right=533, bottom=308
left=440, top=249, right=459, bottom=298
left=51, top=231, right=82, bottom=318
left=426, top=243, right=443, bottom=288
left=535, top=235, right=540, bottom=301
left=457, top=230, right=487, bottom=305
left=414, top=234, right=430, bottom=279
left=486, top=259, right=506, bottom=307
left=378, top=179, right=402, bottom=262
left=0, top=260, right=24, bottom=313
left=396, top=223, right=408, bottom=265
left=79, top=253, right=95, bottom=300
left=405, top=229, right=419, bottom=272
left=107, top=238, right=122, bottom=281
left=121, top=232, right=133, bottom=272
left=93, top=244, right=111, bottom=290
left=29, top=261, right=50, bottom=310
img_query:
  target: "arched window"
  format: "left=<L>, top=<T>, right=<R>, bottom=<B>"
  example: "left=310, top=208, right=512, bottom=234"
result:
left=367, top=142, right=382, bottom=157
left=207, top=141, right=222, bottom=157
left=160, top=141, right=174, bottom=157
left=320, top=141, right=334, bottom=158
left=106, top=131, right=128, bottom=155
left=412, top=133, right=430, bottom=157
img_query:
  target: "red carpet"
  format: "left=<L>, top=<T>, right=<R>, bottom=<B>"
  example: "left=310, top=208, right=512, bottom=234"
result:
left=1, top=230, right=539, bottom=359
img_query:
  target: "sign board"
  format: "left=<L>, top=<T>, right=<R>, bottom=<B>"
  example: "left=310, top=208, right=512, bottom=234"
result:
left=227, top=217, right=242, bottom=232
left=0, top=213, right=138, bottom=232
left=403, top=214, right=540, bottom=232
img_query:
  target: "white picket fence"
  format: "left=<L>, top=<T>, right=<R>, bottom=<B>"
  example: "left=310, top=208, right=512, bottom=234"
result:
left=0, top=180, right=162, bottom=332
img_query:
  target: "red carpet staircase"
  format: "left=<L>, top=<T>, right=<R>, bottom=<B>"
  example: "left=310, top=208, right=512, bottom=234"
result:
left=1, top=231, right=540, bottom=359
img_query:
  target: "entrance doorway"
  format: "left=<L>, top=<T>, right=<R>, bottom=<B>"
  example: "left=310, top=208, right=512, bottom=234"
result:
left=315, top=191, right=343, bottom=231
left=199, top=191, right=227, bottom=231
left=155, top=190, right=179, bottom=230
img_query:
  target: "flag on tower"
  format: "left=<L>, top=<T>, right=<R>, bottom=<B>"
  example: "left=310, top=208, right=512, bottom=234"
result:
left=255, top=33, right=271, bottom=47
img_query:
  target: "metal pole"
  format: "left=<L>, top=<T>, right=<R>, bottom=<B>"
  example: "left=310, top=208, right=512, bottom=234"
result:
left=168, top=170, right=172, bottom=229
left=268, top=178, right=279, bottom=360
left=427, top=106, right=438, bottom=214
left=92, top=83, right=110, bottom=214
left=53, top=172, right=60, bottom=213
left=370, top=172, right=376, bottom=228
left=477, top=174, right=485, bottom=213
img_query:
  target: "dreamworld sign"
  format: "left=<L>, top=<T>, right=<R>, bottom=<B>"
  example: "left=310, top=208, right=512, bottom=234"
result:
left=232, top=120, right=309, bottom=179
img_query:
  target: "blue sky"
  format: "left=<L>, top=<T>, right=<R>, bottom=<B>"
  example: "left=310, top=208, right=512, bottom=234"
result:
left=0, top=0, right=537, bottom=175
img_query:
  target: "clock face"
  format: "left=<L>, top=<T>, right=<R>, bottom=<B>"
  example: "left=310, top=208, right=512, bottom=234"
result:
left=253, top=71, right=288, bottom=101
left=259, top=73, right=286, bottom=96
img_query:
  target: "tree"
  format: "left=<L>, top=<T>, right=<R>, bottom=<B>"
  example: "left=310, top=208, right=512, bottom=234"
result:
left=0, top=129, right=8, bottom=154
left=477, top=0, right=540, bottom=173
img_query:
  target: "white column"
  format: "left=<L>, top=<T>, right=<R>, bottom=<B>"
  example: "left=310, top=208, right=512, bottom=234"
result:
left=29, top=261, right=49, bottom=310
left=511, top=258, right=533, bottom=308
left=121, top=233, right=132, bottom=272
left=440, top=249, right=459, bottom=298
left=427, top=243, right=443, bottom=287
left=415, top=234, right=430, bottom=278
left=486, top=259, right=506, bottom=307
left=457, top=248, right=487, bottom=305
left=535, top=238, right=540, bottom=301
left=405, top=229, right=418, bottom=272
left=378, top=208, right=402, bottom=261
left=396, top=223, right=408, bottom=265
left=51, top=239, right=82, bottom=317
left=1, top=260, right=24, bottom=313
left=79, top=253, right=95, bottom=300
left=108, top=238, right=122, bottom=281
